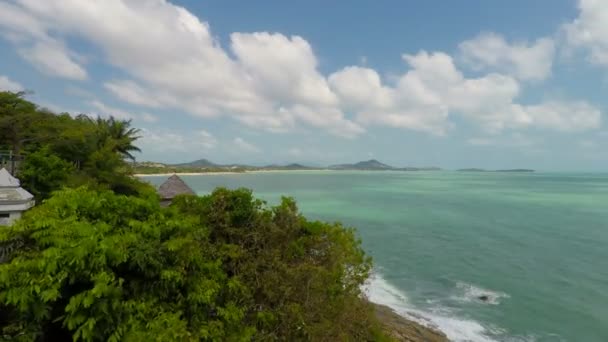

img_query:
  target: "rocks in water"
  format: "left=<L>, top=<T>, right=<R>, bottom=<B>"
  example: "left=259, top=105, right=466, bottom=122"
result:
left=478, top=295, right=490, bottom=302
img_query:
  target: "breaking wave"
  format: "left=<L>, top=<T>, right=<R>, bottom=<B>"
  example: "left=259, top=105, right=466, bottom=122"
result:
left=363, top=273, right=527, bottom=342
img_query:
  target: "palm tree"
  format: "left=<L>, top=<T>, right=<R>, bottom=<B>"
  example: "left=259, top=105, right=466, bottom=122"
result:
left=95, top=116, right=142, bottom=161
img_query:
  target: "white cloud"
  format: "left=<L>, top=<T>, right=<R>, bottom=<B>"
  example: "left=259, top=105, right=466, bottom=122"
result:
left=139, top=129, right=217, bottom=154
left=516, top=101, right=601, bottom=132
left=231, top=32, right=337, bottom=108
left=0, top=0, right=359, bottom=137
left=0, top=0, right=601, bottom=137
left=198, top=130, right=218, bottom=149
left=0, top=75, right=23, bottom=91
left=563, top=0, right=608, bottom=66
left=89, top=100, right=158, bottom=123
left=331, top=51, right=600, bottom=134
left=0, top=2, right=86, bottom=80
left=329, top=57, right=452, bottom=135
left=459, top=32, right=555, bottom=81
left=233, top=137, right=260, bottom=153
left=18, top=40, right=87, bottom=80
left=103, top=80, right=163, bottom=108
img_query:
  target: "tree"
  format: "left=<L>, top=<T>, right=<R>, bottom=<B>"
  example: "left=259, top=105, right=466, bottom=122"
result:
left=91, top=116, right=141, bottom=161
left=0, top=188, right=385, bottom=341
left=17, top=146, right=75, bottom=200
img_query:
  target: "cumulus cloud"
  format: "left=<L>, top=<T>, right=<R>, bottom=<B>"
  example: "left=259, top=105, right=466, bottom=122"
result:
left=331, top=51, right=599, bottom=134
left=0, top=75, right=23, bottom=91
left=0, top=0, right=359, bottom=137
left=0, top=0, right=601, bottom=137
left=459, top=32, right=555, bottom=81
left=329, top=55, right=453, bottom=135
left=563, top=0, right=608, bottom=65
left=517, top=101, right=601, bottom=131
left=231, top=32, right=337, bottom=108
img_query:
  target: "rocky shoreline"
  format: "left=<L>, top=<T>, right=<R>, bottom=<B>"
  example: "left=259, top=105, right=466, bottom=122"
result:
left=372, top=303, right=448, bottom=342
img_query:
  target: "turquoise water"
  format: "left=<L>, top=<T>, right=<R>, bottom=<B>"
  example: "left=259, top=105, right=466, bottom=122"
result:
left=143, top=171, right=608, bottom=342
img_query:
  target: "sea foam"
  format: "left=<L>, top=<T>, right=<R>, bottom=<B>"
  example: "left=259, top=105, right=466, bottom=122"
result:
left=364, top=273, right=510, bottom=342
left=452, top=281, right=510, bottom=305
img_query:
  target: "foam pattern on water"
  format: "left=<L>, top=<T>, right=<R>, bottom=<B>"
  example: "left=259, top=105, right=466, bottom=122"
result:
left=452, top=281, right=511, bottom=305
left=365, top=273, right=510, bottom=342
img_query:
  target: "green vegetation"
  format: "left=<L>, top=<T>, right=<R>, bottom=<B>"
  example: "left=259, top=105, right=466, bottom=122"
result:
left=133, top=163, right=250, bottom=175
left=133, top=159, right=442, bottom=175
left=0, top=187, right=389, bottom=341
left=0, top=91, right=399, bottom=341
left=0, top=91, right=148, bottom=200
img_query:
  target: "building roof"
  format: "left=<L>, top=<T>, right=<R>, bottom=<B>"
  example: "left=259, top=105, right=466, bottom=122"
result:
left=158, top=174, right=195, bottom=200
left=0, top=169, right=34, bottom=207
left=0, top=168, right=20, bottom=188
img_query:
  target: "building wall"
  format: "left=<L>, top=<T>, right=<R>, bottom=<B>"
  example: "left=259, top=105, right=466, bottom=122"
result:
left=0, top=211, right=22, bottom=226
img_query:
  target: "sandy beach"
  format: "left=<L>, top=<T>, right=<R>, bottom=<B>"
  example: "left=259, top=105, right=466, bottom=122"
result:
left=134, top=169, right=332, bottom=177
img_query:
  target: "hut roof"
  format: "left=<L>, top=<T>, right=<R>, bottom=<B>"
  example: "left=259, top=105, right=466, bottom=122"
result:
left=0, top=168, right=34, bottom=206
left=158, top=174, right=195, bottom=200
left=0, top=169, right=20, bottom=188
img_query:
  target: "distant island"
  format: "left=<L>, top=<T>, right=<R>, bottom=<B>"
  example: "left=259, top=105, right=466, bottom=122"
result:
left=134, top=159, right=534, bottom=175
left=134, top=159, right=442, bottom=175
left=329, top=159, right=441, bottom=171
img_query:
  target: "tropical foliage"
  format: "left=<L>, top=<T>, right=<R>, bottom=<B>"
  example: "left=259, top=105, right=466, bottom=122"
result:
left=0, top=91, right=391, bottom=341
left=0, top=91, right=147, bottom=200
left=0, top=188, right=385, bottom=341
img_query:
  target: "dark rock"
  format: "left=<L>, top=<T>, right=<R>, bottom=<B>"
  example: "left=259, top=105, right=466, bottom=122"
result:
left=478, top=295, right=490, bottom=302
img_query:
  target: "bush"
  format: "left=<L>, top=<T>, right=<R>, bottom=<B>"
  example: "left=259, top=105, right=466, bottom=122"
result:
left=0, top=187, right=385, bottom=341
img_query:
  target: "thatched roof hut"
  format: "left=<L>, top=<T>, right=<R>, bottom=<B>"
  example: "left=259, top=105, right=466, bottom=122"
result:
left=157, top=174, right=195, bottom=206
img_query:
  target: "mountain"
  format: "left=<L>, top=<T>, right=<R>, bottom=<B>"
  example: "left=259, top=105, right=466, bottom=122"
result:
left=329, top=159, right=394, bottom=170
left=260, top=163, right=313, bottom=170
left=172, top=158, right=219, bottom=167
left=140, top=158, right=440, bottom=172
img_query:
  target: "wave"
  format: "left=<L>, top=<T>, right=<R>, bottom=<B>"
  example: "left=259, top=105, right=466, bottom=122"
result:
left=364, top=273, right=521, bottom=342
left=452, top=281, right=511, bottom=305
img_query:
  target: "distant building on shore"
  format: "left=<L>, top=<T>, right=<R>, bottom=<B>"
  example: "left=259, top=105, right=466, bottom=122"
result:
left=0, top=168, right=34, bottom=226
left=157, top=174, right=196, bottom=206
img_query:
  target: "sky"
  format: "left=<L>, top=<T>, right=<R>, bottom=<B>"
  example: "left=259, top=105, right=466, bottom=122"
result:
left=0, top=0, right=607, bottom=171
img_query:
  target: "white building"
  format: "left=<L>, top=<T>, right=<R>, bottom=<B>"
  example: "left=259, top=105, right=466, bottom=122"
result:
left=0, top=168, right=34, bottom=226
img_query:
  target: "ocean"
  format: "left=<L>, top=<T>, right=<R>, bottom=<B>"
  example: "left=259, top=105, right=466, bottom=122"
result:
left=143, top=171, right=608, bottom=342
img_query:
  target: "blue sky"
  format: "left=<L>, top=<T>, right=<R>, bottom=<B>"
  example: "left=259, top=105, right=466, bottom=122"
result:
left=0, top=0, right=607, bottom=171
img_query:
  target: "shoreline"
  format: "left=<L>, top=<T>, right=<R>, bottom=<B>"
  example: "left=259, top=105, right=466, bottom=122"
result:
left=372, top=303, right=448, bottom=342
left=133, top=169, right=450, bottom=177
left=134, top=169, right=336, bottom=177
left=138, top=169, right=450, bottom=340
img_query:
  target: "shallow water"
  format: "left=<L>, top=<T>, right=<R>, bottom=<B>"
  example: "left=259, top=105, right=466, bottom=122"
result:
left=144, top=171, right=608, bottom=342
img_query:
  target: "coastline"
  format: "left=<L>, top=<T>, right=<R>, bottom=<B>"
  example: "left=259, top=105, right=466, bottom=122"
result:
left=134, top=169, right=333, bottom=177
left=138, top=170, right=451, bottom=340
left=372, top=303, right=448, bottom=342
